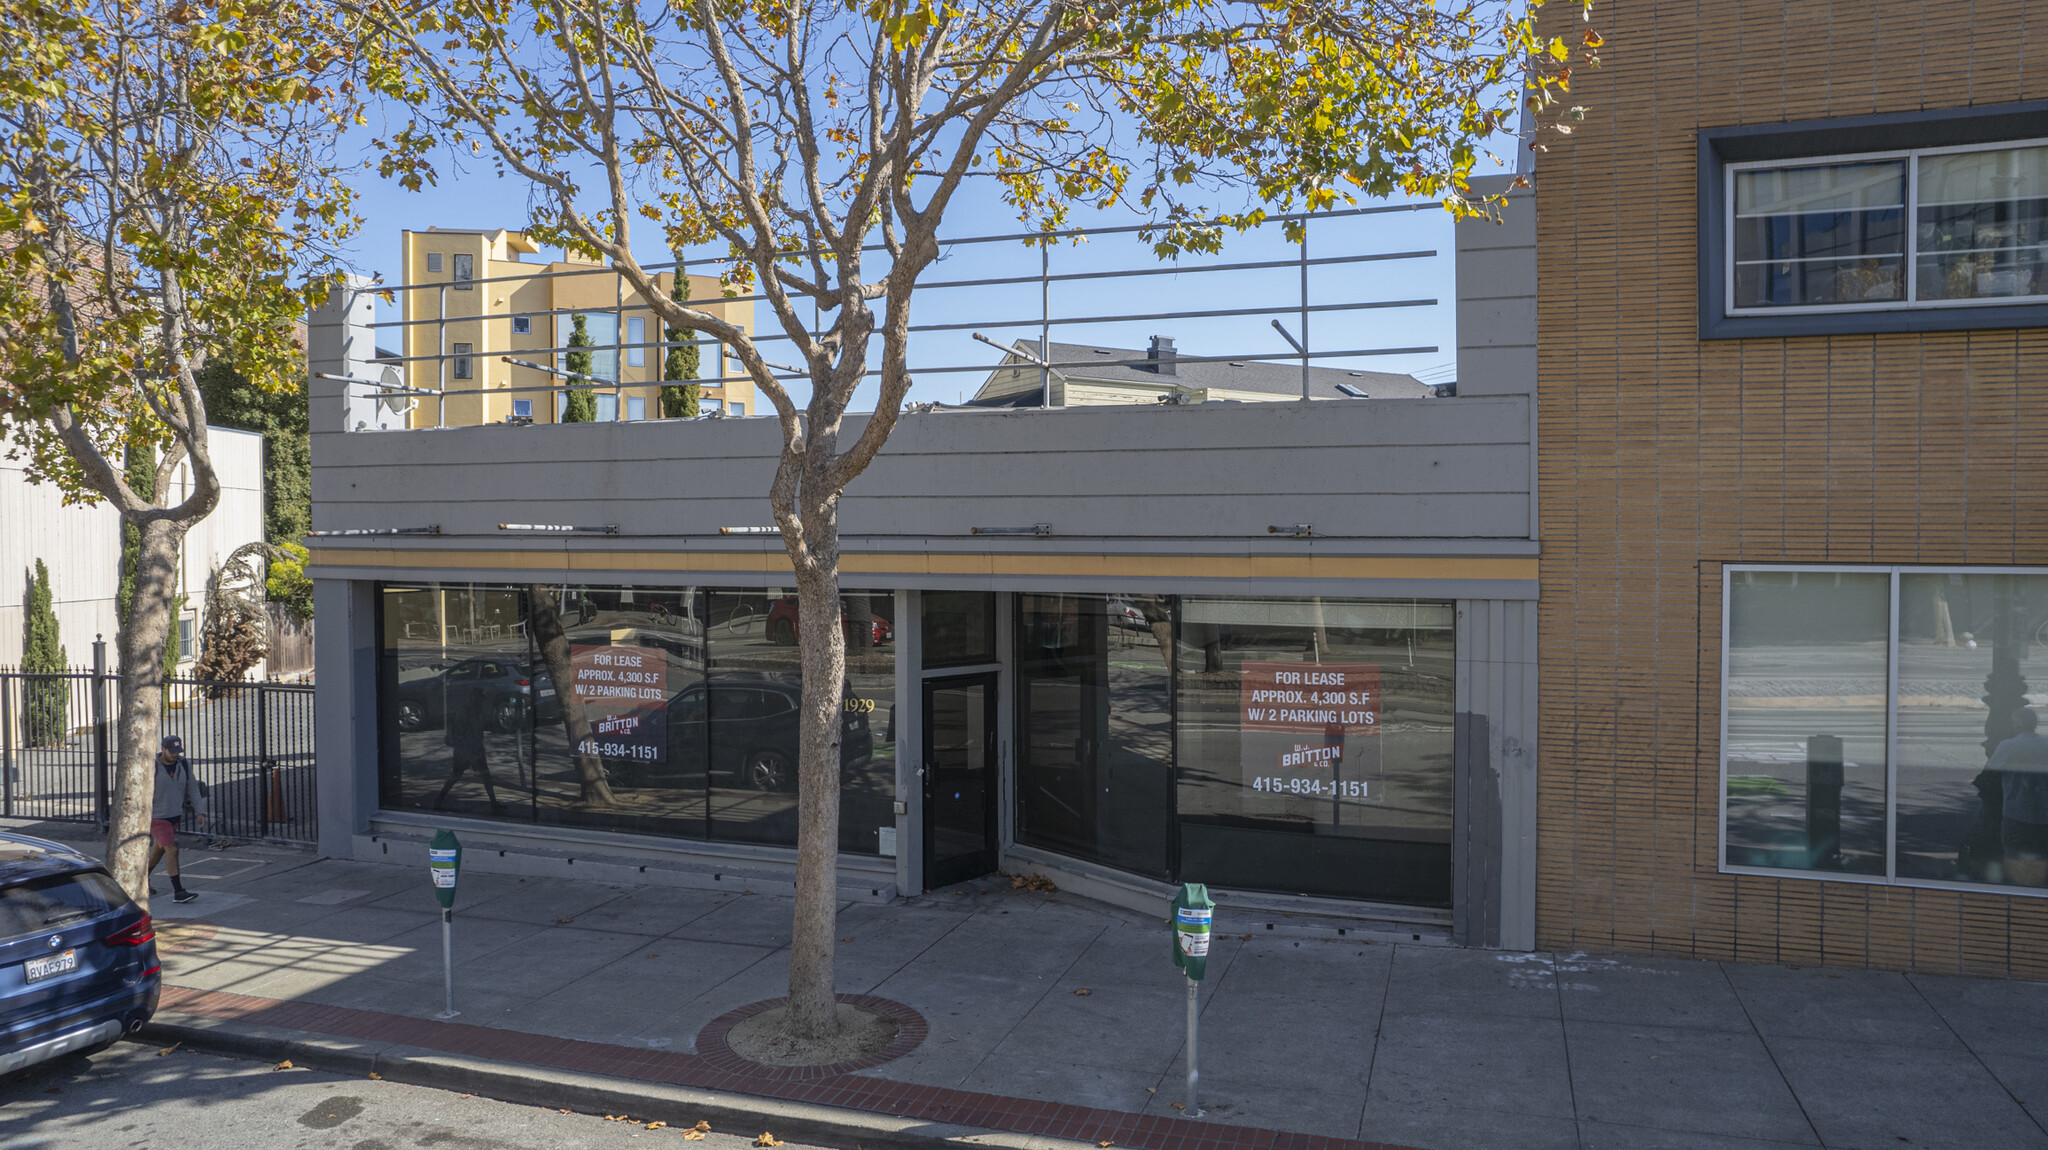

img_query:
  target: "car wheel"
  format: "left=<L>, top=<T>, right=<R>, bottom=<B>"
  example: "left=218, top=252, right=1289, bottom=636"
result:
left=768, top=618, right=796, bottom=646
left=493, top=697, right=524, bottom=732
left=746, top=749, right=792, bottom=790
left=396, top=700, right=425, bottom=732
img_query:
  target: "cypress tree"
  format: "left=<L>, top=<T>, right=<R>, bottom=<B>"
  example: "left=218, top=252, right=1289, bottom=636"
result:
left=22, top=559, right=70, bottom=746
left=660, top=264, right=702, bottom=418
left=197, top=356, right=311, bottom=546
left=562, top=313, right=598, bottom=422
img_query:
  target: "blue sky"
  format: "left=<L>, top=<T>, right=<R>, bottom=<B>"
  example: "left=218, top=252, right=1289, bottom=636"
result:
left=340, top=144, right=1472, bottom=410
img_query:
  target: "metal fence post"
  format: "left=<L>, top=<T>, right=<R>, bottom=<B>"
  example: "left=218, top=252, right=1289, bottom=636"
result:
left=92, top=637, right=110, bottom=831
left=2, top=669, right=14, bottom=818
left=258, top=682, right=272, bottom=837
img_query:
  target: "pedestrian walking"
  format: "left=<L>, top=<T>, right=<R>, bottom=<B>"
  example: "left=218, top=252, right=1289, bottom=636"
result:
left=149, top=734, right=207, bottom=903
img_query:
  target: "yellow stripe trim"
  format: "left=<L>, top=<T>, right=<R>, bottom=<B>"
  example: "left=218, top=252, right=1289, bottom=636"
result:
left=308, top=548, right=1535, bottom=583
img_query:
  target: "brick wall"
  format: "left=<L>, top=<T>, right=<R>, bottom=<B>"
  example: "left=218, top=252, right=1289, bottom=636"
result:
left=1533, top=0, right=2048, bottom=976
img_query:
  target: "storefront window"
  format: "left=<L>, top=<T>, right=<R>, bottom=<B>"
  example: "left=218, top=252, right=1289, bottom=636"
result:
left=529, top=583, right=708, bottom=839
left=1174, top=597, right=1455, bottom=905
left=378, top=583, right=535, bottom=820
left=1723, top=566, right=2048, bottom=892
left=1722, top=572, right=1890, bottom=874
left=1015, top=594, right=1174, bottom=878
left=377, top=582, right=893, bottom=855
left=1896, top=573, right=2048, bottom=888
left=704, top=590, right=895, bottom=852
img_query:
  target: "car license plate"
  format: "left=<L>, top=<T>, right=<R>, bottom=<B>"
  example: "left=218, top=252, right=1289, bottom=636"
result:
left=539, top=688, right=556, bottom=697
left=24, top=949, right=78, bottom=984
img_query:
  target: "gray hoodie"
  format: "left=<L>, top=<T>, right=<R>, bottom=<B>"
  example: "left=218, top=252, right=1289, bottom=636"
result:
left=151, top=755, right=206, bottom=821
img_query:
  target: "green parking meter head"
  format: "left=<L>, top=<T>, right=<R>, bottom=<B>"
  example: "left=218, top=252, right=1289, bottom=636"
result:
left=428, top=829, right=461, bottom=909
left=1171, top=882, right=1215, bottom=981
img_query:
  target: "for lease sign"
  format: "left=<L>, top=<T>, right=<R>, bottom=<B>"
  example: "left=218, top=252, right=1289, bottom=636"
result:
left=569, top=643, right=667, bottom=705
left=569, top=644, right=668, bottom=762
left=1239, top=662, right=1379, bottom=736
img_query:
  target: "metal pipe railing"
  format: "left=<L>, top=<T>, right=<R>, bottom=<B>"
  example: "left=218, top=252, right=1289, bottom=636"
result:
left=361, top=205, right=1449, bottom=428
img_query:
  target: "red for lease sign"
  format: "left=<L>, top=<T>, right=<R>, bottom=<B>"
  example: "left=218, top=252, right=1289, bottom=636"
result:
left=1238, top=661, right=1380, bottom=736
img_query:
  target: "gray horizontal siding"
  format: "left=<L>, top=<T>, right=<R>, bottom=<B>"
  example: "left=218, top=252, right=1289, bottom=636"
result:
left=312, top=396, right=1532, bottom=542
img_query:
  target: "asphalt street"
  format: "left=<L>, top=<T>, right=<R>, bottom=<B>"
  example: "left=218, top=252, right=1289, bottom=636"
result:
left=0, top=1041, right=829, bottom=1150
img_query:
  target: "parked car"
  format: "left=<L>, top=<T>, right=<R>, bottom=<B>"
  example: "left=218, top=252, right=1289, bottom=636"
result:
left=1, top=833, right=159, bottom=1077
left=599, top=675, right=875, bottom=792
left=394, top=656, right=561, bottom=733
left=764, top=598, right=894, bottom=648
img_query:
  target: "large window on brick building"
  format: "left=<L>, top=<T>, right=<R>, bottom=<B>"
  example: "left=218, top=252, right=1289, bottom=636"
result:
left=1722, top=566, right=2048, bottom=894
left=1700, top=106, right=2048, bottom=339
left=1730, top=142, right=2048, bottom=313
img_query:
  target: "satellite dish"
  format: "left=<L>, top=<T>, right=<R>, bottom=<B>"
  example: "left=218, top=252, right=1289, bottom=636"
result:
left=379, top=365, right=415, bottom=416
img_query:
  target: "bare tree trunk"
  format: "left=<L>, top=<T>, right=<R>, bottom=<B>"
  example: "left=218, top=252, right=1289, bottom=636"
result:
left=786, top=561, right=847, bottom=1039
left=105, top=519, right=185, bottom=904
left=526, top=584, right=620, bottom=807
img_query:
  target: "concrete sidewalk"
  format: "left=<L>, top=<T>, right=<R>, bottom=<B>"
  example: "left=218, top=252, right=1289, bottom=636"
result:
left=17, top=822, right=2048, bottom=1150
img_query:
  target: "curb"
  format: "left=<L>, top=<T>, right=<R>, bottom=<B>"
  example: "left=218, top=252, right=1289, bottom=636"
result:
left=136, top=1013, right=1094, bottom=1150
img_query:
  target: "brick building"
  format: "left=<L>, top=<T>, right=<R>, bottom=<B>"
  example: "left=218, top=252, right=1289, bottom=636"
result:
left=1533, top=2, right=2048, bottom=976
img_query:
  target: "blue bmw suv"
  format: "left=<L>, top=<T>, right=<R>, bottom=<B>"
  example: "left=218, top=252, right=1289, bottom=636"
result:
left=0, top=832, right=159, bottom=1076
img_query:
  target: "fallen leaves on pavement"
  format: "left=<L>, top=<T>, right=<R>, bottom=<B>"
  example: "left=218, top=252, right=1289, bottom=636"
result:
left=684, top=1120, right=712, bottom=1139
left=1171, top=1102, right=1186, bottom=1110
left=273, top=1059, right=293, bottom=1070
left=1072, top=988, right=1092, bottom=996
left=157, top=1042, right=180, bottom=1057
left=755, top=1133, right=783, bottom=1147
left=1010, top=872, right=1058, bottom=893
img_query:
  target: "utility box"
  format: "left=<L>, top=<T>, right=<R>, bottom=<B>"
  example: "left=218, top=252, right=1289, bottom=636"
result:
left=1172, top=882, right=1214, bottom=981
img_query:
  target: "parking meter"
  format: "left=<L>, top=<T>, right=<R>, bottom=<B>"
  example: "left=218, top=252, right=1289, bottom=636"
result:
left=429, top=829, right=462, bottom=908
left=1172, top=882, right=1214, bottom=981
left=428, top=829, right=461, bottom=1017
left=1170, top=882, right=1213, bottom=1118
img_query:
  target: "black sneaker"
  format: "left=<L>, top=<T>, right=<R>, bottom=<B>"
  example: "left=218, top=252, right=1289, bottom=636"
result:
left=172, top=889, right=198, bottom=903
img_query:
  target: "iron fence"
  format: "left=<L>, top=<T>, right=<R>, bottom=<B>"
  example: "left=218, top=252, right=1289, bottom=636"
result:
left=0, top=663, right=317, bottom=847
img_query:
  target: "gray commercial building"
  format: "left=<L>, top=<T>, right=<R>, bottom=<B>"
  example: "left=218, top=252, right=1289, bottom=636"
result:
left=305, top=195, right=1539, bottom=947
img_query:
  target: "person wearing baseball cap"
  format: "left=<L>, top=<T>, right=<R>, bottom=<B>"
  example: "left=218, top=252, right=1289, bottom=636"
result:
left=148, top=734, right=207, bottom=903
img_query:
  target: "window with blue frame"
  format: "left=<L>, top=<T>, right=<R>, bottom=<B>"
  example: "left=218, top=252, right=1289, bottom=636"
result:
left=1700, top=104, right=2048, bottom=338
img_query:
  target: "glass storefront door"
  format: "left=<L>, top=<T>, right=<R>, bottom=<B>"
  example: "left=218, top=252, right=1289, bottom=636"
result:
left=924, top=672, right=999, bottom=888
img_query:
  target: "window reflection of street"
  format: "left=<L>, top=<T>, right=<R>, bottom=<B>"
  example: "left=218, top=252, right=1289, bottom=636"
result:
left=1724, top=570, right=2048, bottom=890
left=1176, top=597, right=1455, bottom=907
left=378, top=583, right=895, bottom=856
left=1016, top=593, right=1174, bottom=878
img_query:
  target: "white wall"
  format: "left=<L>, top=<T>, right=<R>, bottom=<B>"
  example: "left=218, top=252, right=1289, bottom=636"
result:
left=0, top=426, right=267, bottom=672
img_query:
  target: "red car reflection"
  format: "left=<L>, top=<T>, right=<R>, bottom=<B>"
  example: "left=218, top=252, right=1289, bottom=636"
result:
left=764, top=598, right=893, bottom=647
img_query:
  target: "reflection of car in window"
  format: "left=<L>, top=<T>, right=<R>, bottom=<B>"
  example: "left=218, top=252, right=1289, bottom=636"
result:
left=599, top=675, right=874, bottom=792
left=1106, top=598, right=1147, bottom=630
left=393, top=657, right=560, bottom=732
left=763, top=598, right=894, bottom=648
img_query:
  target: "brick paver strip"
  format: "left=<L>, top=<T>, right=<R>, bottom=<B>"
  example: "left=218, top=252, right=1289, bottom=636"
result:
left=158, top=985, right=1416, bottom=1150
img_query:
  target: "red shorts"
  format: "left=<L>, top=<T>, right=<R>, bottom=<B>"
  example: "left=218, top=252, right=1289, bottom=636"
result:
left=150, top=818, right=180, bottom=848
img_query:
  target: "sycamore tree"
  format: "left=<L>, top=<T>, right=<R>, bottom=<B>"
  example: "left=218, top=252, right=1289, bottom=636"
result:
left=0, top=0, right=357, bottom=902
left=352, top=0, right=1596, bottom=1043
